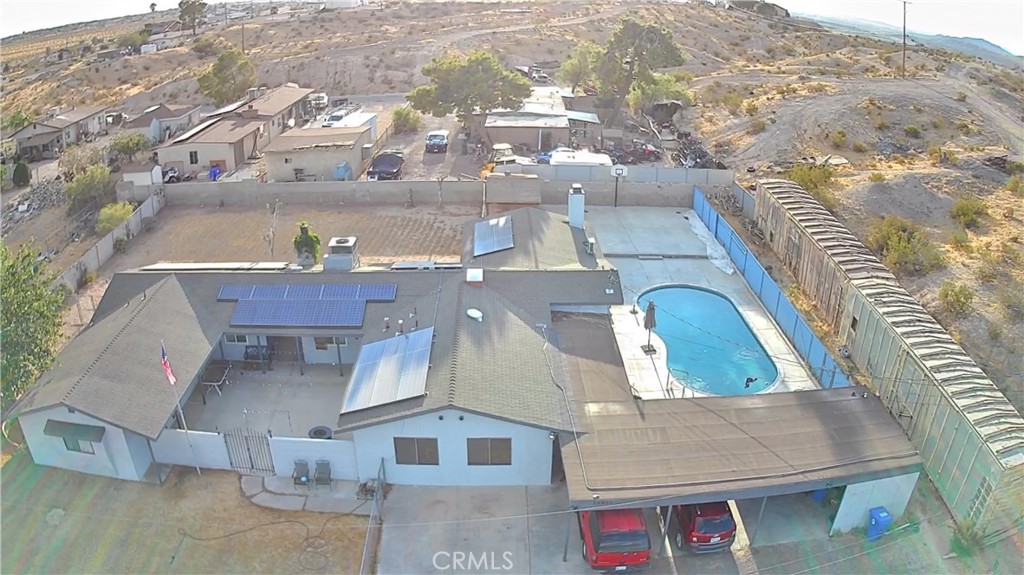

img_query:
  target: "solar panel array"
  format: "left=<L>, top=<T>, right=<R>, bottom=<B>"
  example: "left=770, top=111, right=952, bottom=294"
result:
left=230, top=299, right=366, bottom=328
left=341, top=327, right=434, bottom=413
left=473, top=216, right=514, bottom=257
left=217, top=283, right=397, bottom=302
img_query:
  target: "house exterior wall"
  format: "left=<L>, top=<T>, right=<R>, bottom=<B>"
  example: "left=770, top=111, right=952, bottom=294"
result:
left=14, top=123, right=63, bottom=157
left=159, top=142, right=240, bottom=172
left=265, top=145, right=364, bottom=182
left=300, top=335, right=362, bottom=364
left=268, top=436, right=358, bottom=480
left=123, top=166, right=162, bottom=186
left=267, top=103, right=307, bottom=140
left=65, top=113, right=108, bottom=142
left=830, top=472, right=919, bottom=535
left=150, top=110, right=201, bottom=143
left=351, top=408, right=554, bottom=486
left=124, top=430, right=155, bottom=479
left=20, top=407, right=144, bottom=481
left=485, top=126, right=571, bottom=150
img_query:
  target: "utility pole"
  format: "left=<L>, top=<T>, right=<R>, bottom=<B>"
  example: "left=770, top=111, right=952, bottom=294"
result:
left=901, top=0, right=910, bottom=78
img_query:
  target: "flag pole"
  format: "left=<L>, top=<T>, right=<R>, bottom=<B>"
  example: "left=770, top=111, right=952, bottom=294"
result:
left=164, top=341, right=202, bottom=476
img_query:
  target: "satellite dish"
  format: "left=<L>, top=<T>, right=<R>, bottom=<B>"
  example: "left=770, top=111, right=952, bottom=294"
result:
left=466, top=308, right=483, bottom=322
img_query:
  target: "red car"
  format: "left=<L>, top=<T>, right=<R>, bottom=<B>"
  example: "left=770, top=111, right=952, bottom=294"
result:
left=671, top=502, right=737, bottom=553
left=579, top=508, right=652, bottom=571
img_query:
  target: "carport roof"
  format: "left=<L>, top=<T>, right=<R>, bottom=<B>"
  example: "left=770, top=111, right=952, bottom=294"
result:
left=555, top=313, right=923, bottom=509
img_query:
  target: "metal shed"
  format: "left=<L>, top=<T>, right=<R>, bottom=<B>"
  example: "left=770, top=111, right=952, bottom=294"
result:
left=755, top=178, right=1024, bottom=542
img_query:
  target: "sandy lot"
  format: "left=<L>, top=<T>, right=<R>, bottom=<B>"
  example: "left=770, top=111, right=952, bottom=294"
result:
left=371, top=114, right=465, bottom=181
left=100, top=203, right=479, bottom=274
left=0, top=449, right=367, bottom=574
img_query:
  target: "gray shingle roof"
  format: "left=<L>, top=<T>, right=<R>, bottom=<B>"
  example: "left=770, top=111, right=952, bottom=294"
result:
left=462, top=208, right=608, bottom=271
left=12, top=264, right=623, bottom=438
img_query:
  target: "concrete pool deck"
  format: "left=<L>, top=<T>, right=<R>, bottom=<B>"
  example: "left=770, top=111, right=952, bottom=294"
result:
left=575, top=205, right=819, bottom=399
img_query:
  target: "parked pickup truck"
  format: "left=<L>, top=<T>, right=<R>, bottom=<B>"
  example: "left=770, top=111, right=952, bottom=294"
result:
left=579, top=508, right=651, bottom=572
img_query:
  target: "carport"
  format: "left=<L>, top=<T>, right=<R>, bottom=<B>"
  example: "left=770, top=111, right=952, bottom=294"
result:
left=554, top=313, right=924, bottom=558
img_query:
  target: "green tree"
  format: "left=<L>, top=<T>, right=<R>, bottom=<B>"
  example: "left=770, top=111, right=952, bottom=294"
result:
left=108, top=132, right=150, bottom=162
left=150, top=2, right=157, bottom=12
left=12, top=162, right=30, bottom=187
left=557, top=42, right=602, bottom=93
left=2, top=109, right=33, bottom=132
left=293, top=221, right=321, bottom=264
left=391, top=106, right=422, bottom=134
left=178, top=0, right=207, bottom=36
left=1, top=243, right=64, bottom=405
left=198, top=49, right=258, bottom=105
left=118, top=29, right=151, bottom=49
left=597, top=18, right=685, bottom=126
left=65, top=164, right=115, bottom=210
left=58, top=144, right=104, bottom=176
left=627, top=73, right=692, bottom=114
left=407, top=50, right=532, bottom=122
left=96, top=201, right=135, bottom=235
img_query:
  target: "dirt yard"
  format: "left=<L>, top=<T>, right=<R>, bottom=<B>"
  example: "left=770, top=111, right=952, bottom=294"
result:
left=0, top=449, right=367, bottom=574
left=100, top=203, right=479, bottom=274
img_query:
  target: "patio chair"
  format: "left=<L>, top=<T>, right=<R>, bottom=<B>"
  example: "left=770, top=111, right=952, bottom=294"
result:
left=293, top=460, right=311, bottom=488
left=314, top=460, right=332, bottom=490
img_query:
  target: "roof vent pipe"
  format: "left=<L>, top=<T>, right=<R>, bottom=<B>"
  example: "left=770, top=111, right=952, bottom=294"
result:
left=568, top=183, right=585, bottom=230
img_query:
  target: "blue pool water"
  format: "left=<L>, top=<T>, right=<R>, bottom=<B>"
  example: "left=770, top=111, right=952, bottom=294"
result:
left=637, top=285, right=779, bottom=396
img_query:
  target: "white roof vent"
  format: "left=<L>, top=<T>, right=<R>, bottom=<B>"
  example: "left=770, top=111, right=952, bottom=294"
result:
left=466, top=268, right=483, bottom=283
left=467, top=308, right=483, bottom=322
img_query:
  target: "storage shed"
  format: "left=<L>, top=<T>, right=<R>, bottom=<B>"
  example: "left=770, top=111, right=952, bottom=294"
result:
left=754, top=178, right=1024, bottom=542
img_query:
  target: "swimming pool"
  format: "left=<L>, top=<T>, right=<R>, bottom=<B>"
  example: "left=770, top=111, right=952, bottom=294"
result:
left=637, top=285, right=779, bottom=396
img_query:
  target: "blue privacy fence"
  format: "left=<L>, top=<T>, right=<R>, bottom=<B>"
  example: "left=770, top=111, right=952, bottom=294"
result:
left=693, top=187, right=851, bottom=389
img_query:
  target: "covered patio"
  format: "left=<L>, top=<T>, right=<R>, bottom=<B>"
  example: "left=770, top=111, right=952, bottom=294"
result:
left=182, top=361, right=350, bottom=438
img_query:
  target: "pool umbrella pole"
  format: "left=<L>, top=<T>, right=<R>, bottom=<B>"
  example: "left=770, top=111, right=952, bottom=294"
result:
left=642, top=300, right=657, bottom=355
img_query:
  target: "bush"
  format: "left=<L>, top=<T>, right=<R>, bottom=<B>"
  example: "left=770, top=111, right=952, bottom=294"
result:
left=904, top=125, right=921, bottom=138
left=976, top=251, right=1002, bottom=283
left=873, top=116, right=889, bottom=130
left=743, top=101, right=758, bottom=116
left=866, top=215, right=945, bottom=275
left=931, top=116, right=948, bottom=129
left=996, top=284, right=1024, bottom=320
left=951, top=197, right=988, bottom=229
left=391, top=106, right=422, bottom=134
left=748, top=118, right=766, bottom=134
left=829, top=130, right=847, bottom=149
left=192, top=37, right=221, bottom=57
left=868, top=172, right=885, bottom=183
left=785, top=165, right=836, bottom=211
left=954, top=91, right=968, bottom=102
left=1006, top=175, right=1023, bottom=196
left=938, top=281, right=973, bottom=316
left=12, top=162, right=30, bottom=187
left=950, top=520, right=984, bottom=557
left=948, top=229, right=971, bottom=251
left=95, top=201, right=134, bottom=235
left=957, top=120, right=972, bottom=135
left=852, top=141, right=869, bottom=153
left=65, top=164, right=114, bottom=209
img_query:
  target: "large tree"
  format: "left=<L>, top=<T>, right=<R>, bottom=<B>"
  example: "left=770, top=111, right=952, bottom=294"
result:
left=627, top=73, right=693, bottom=114
left=557, top=42, right=602, bottom=93
left=407, top=50, right=532, bottom=123
left=198, top=49, right=258, bottom=105
left=1, top=244, right=64, bottom=406
left=65, top=164, right=115, bottom=210
left=2, top=109, right=32, bottom=133
left=150, top=2, right=157, bottom=13
left=597, top=18, right=685, bottom=126
left=108, top=132, right=150, bottom=163
left=178, top=0, right=207, bottom=35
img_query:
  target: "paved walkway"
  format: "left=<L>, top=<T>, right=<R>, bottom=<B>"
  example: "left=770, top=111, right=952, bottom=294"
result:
left=241, top=475, right=373, bottom=515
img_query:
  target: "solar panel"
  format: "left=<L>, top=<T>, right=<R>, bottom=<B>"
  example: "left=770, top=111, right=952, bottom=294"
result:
left=252, top=284, right=289, bottom=299
left=230, top=299, right=366, bottom=327
left=342, top=327, right=434, bottom=413
left=473, top=216, right=514, bottom=256
left=356, top=283, right=397, bottom=302
left=217, top=284, right=255, bottom=301
left=321, top=284, right=360, bottom=300
left=284, top=284, right=324, bottom=300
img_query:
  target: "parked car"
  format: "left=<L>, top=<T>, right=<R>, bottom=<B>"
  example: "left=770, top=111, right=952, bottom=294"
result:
left=671, top=502, right=736, bottom=553
left=366, top=152, right=404, bottom=181
left=425, top=130, right=450, bottom=153
left=532, top=146, right=574, bottom=164
left=579, top=509, right=651, bottom=572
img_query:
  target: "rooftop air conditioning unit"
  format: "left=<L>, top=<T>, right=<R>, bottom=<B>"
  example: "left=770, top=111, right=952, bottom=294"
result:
left=584, top=237, right=596, bottom=255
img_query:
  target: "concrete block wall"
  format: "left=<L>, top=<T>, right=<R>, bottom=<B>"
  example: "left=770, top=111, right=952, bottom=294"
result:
left=160, top=180, right=486, bottom=207
left=150, top=429, right=233, bottom=470
left=268, top=436, right=358, bottom=480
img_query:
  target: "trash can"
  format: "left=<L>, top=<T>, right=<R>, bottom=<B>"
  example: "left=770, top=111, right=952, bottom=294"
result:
left=811, top=489, right=828, bottom=504
left=867, top=507, right=892, bottom=541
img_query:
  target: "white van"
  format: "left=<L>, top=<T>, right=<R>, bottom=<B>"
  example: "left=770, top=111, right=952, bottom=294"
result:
left=548, top=150, right=613, bottom=167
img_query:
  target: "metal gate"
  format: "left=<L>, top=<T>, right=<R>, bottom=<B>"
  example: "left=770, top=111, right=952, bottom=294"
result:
left=223, top=427, right=275, bottom=474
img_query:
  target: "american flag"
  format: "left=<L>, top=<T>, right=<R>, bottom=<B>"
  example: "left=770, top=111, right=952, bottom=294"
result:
left=161, top=343, right=177, bottom=386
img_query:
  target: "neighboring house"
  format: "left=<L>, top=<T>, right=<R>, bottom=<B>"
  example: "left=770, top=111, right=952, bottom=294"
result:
left=120, top=162, right=163, bottom=187
left=156, top=113, right=267, bottom=174
left=484, top=86, right=600, bottom=150
left=5, top=203, right=620, bottom=486
left=122, top=104, right=202, bottom=144
left=12, top=105, right=110, bottom=160
left=208, top=83, right=314, bottom=141
left=147, top=21, right=190, bottom=50
left=263, top=126, right=372, bottom=182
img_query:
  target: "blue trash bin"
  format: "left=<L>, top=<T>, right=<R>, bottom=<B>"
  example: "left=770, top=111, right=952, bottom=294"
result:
left=811, top=489, right=828, bottom=503
left=867, top=507, right=892, bottom=541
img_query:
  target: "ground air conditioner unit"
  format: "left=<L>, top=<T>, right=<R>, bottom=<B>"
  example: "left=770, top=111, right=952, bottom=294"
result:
left=584, top=237, right=596, bottom=255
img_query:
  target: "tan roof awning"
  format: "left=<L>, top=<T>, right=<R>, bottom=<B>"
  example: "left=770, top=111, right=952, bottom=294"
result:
left=21, top=132, right=61, bottom=147
left=43, top=419, right=106, bottom=442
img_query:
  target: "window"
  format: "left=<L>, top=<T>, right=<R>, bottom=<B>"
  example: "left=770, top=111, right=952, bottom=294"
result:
left=64, top=437, right=95, bottom=454
left=394, top=437, right=439, bottom=465
left=467, top=438, right=512, bottom=466
left=314, top=336, right=347, bottom=350
left=225, top=334, right=249, bottom=344
left=850, top=316, right=859, bottom=332
left=188, top=151, right=199, bottom=165
left=284, top=157, right=292, bottom=164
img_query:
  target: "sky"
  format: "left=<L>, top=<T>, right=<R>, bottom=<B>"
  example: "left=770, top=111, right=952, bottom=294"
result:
left=1, top=0, right=1022, bottom=55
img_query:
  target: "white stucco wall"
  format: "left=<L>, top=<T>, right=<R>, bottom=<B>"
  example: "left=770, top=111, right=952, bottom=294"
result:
left=150, top=428, right=233, bottom=470
left=269, top=436, right=358, bottom=480
left=351, top=408, right=554, bottom=486
left=20, top=407, right=145, bottom=481
left=124, top=430, right=155, bottom=479
left=123, top=166, right=162, bottom=186
left=830, top=472, right=920, bottom=535
left=158, top=142, right=239, bottom=172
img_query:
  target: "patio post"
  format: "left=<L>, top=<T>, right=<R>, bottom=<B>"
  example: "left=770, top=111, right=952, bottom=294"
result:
left=336, top=337, right=344, bottom=377
left=749, top=496, right=768, bottom=546
left=562, top=509, right=571, bottom=562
